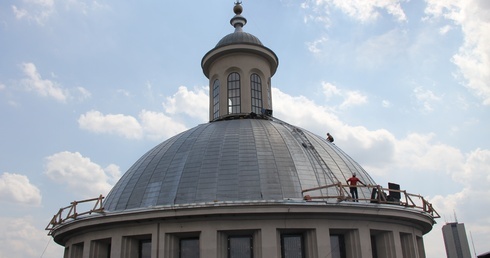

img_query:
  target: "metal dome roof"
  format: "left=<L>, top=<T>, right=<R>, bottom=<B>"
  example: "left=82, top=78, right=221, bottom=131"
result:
left=215, top=31, right=263, bottom=47
left=103, top=118, right=377, bottom=212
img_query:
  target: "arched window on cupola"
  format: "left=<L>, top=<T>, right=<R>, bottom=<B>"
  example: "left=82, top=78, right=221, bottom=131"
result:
left=213, top=79, right=220, bottom=119
left=227, top=72, right=241, bottom=114
left=251, top=73, right=262, bottom=114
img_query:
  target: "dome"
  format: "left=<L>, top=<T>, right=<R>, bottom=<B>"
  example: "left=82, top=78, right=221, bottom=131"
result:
left=215, top=31, right=263, bottom=47
left=103, top=118, right=376, bottom=212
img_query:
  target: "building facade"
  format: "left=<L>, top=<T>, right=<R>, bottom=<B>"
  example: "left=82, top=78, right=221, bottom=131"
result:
left=442, top=222, right=471, bottom=258
left=48, top=3, right=438, bottom=258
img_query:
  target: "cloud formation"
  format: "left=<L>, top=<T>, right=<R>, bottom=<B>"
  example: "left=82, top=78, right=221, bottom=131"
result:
left=322, top=82, right=368, bottom=110
left=0, top=216, right=63, bottom=258
left=425, top=0, right=490, bottom=105
left=302, top=0, right=407, bottom=26
left=78, top=110, right=144, bottom=139
left=0, top=173, right=41, bottom=206
left=20, top=62, right=69, bottom=102
left=44, top=151, right=121, bottom=198
left=78, top=109, right=188, bottom=141
left=11, top=0, right=109, bottom=25
left=162, top=86, right=208, bottom=122
left=78, top=85, right=208, bottom=141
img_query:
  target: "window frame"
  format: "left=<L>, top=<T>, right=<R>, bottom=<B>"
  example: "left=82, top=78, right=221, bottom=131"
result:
left=250, top=74, right=262, bottom=114
left=139, top=239, right=151, bottom=258
left=179, top=237, right=200, bottom=258
left=213, top=79, right=220, bottom=119
left=227, top=235, right=253, bottom=258
left=280, top=233, right=305, bottom=258
left=227, top=72, right=241, bottom=114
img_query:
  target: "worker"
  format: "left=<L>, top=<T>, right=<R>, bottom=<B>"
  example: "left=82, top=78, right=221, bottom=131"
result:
left=326, top=133, right=334, bottom=143
left=347, top=174, right=366, bottom=202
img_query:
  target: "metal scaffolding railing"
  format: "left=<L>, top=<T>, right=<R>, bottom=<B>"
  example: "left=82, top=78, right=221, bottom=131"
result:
left=46, top=185, right=440, bottom=236
left=45, top=195, right=105, bottom=235
left=302, top=183, right=440, bottom=218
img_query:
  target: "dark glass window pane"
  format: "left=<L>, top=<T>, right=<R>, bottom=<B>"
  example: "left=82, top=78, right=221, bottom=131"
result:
left=213, top=80, right=220, bottom=119
left=330, top=235, right=346, bottom=258
left=371, top=235, right=378, bottom=258
left=281, top=234, right=304, bottom=258
left=250, top=74, right=262, bottom=114
left=228, top=236, right=252, bottom=258
left=180, top=238, right=199, bottom=258
left=228, top=72, right=240, bottom=114
left=139, top=240, right=151, bottom=258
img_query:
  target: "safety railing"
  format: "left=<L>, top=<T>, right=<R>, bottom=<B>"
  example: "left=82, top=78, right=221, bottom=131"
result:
left=45, top=195, right=105, bottom=235
left=302, top=183, right=440, bottom=218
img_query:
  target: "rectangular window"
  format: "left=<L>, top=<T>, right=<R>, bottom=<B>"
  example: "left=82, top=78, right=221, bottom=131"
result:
left=416, top=236, right=426, bottom=258
left=90, top=238, right=111, bottom=258
left=400, top=233, right=415, bottom=258
left=371, top=235, right=379, bottom=258
left=228, top=235, right=253, bottom=258
left=139, top=239, right=151, bottom=258
left=71, top=242, right=84, bottom=258
left=227, top=72, right=241, bottom=114
left=180, top=238, right=199, bottom=258
left=330, top=234, right=346, bottom=258
left=213, top=79, right=220, bottom=119
left=281, top=234, right=304, bottom=258
left=370, top=230, right=396, bottom=258
left=250, top=74, right=262, bottom=114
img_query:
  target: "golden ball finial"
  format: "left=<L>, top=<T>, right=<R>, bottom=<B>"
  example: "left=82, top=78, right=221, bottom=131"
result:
left=233, top=1, right=243, bottom=15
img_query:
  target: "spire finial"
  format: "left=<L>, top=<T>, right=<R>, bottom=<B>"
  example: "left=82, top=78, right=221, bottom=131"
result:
left=234, top=1, right=243, bottom=15
left=230, top=1, right=246, bottom=31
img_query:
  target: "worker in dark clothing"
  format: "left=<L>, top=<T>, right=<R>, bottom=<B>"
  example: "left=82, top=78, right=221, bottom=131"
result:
left=347, top=174, right=366, bottom=202
left=326, top=133, right=334, bottom=143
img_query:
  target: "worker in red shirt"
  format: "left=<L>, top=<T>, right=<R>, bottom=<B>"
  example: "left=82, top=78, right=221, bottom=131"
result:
left=347, top=174, right=366, bottom=202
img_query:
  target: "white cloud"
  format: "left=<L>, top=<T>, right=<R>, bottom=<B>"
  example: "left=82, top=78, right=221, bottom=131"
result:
left=11, top=0, right=109, bottom=25
left=87, top=86, right=204, bottom=142
left=20, top=62, right=69, bottom=102
left=382, top=100, right=391, bottom=107
left=0, top=216, right=63, bottom=258
left=0, top=83, right=5, bottom=91
left=76, top=86, right=91, bottom=100
left=302, top=0, right=407, bottom=26
left=306, top=36, right=328, bottom=54
left=394, top=133, right=463, bottom=172
left=0, top=173, right=42, bottom=206
left=425, top=0, right=490, bottom=105
left=439, top=24, right=453, bottom=35
left=322, top=82, right=342, bottom=99
left=413, top=86, right=442, bottom=112
left=78, top=109, right=188, bottom=141
left=44, top=151, right=121, bottom=198
left=340, top=90, right=368, bottom=109
left=12, top=0, right=55, bottom=25
left=428, top=148, right=490, bottom=256
left=78, top=110, right=187, bottom=141
left=355, top=29, right=408, bottom=68
left=321, top=82, right=368, bottom=109
left=162, top=86, right=208, bottom=122
left=139, top=110, right=187, bottom=141
left=78, top=110, right=144, bottom=139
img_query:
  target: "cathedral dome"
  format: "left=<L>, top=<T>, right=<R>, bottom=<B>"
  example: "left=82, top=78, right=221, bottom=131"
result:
left=103, top=118, right=376, bottom=211
left=48, top=4, right=437, bottom=256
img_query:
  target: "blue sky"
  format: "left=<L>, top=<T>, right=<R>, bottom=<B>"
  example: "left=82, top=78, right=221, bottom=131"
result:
left=1, top=0, right=489, bottom=257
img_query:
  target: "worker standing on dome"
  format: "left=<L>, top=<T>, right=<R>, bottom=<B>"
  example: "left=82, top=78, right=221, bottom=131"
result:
left=327, top=133, right=334, bottom=143
left=347, top=174, right=366, bottom=202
